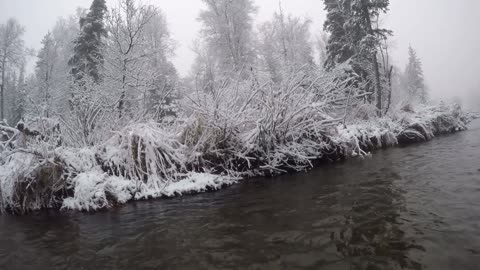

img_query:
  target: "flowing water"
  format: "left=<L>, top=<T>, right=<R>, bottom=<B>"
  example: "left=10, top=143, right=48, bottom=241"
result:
left=1, top=120, right=480, bottom=270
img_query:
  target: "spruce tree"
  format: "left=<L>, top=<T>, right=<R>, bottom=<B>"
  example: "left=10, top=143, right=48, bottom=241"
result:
left=36, top=32, right=57, bottom=117
left=404, top=46, right=427, bottom=104
left=69, top=0, right=107, bottom=83
left=323, top=0, right=391, bottom=115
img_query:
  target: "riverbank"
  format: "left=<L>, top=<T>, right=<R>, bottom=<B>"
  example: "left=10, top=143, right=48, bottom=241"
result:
left=0, top=103, right=470, bottom=214
left=4, top=118, right=478, bottom=269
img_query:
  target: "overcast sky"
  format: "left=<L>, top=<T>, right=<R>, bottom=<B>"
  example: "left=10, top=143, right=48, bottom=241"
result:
left=1, top=0, right=479, bottom=104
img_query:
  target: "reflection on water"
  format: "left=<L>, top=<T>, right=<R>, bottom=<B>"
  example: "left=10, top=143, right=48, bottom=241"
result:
left=0, top=120, right=479, bottom=270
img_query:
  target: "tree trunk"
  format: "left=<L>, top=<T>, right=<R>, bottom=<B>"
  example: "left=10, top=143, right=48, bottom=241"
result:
left=118, top=59, right=127, bottom=119
left=1, top=62, right=5, bottom=121
left=372, top=54, right=382, bottom=116
left=384, top=66, right=393, bottom=115
left=361, top=0, right=383, bottom=117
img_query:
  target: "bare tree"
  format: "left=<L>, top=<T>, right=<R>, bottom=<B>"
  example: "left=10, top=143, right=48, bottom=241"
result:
left=196, top=0, right=257, bottom=75
left=258, top=6, right=314, bottom=81
left=0, top=18, right=25, bottom=121
left=105, top=0, right=158, bottom=118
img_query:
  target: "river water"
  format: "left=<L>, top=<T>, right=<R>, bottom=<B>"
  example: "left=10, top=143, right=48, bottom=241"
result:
left=1, top=120, right=479, bottom=270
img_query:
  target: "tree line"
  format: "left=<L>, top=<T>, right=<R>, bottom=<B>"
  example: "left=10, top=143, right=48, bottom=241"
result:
left=0, top=0, right=428, bottom=146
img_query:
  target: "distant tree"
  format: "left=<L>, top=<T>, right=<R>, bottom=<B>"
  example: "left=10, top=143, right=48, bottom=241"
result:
left=196, top=0, right=257, bottom=76
left=35, top=32, right=58, bottom=117
left=50, top=10, right=84, bottom=114
left=11, top=64, right=26, bottom=124
left=27, top=12, right=83, bottom=121
left=316, top=31, right=329, bottom=68
left=68, top=0, right=107, bottom=83
left=105, top=0, right=176, bottom=119
left=141, top=11, right=178, bottom=119
left=323, top=0, right=391, bottom=116
left=191, top=39, right=218, bottom=92
left=258, top=6, right=314, bottom=81
left=0, top=18, right=25, bottom=121
left=403, top=46, right=427, bottom=104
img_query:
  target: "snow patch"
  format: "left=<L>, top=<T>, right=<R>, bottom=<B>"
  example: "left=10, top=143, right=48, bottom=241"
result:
left=61, top=171, right=109, bottom=211
left=162, top=173, right=239, bottom=197
left=60, top=171, right=237, bottom=211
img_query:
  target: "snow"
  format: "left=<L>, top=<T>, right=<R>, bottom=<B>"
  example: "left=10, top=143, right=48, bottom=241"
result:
left=57, top=147, right=98, bottom=172
left=62, top=171, right=110, bottom=211
left=161, top=173, right=239, bottom=197
left=0, top=103, right=470, bottom=213
left=61, top=171, right=237, bottom=211
left=0, top=152, right=36, bottom=212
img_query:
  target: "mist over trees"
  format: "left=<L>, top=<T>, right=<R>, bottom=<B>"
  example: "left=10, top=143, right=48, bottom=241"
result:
left=192, top=0, right=257, bottom=91
left=0, top=18, right=26, bottom=122
left=258, top=6, right=314, bottom=82
left=0, top=0, right=433, bottom=131
left=403, top=45, right=427, bottom=104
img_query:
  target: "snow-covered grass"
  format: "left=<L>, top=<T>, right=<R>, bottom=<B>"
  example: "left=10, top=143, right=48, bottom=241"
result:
left=0, top=68, right=471, bottom=214
left=0, top=102, right=468, bottom=214
left=179, top=68, right=363, bottom=176
left=0, top=151, right=65, bottom=214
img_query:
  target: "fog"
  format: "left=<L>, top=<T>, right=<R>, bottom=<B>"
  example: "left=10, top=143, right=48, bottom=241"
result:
left=1, top=0, right=479, bottom=107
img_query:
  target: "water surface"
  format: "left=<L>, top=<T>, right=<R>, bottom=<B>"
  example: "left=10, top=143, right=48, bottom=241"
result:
left=1, top=120, right=480, bottom=270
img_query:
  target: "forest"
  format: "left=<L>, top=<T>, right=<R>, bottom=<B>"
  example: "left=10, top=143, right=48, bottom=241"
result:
left=0, top=0, right=472, bottom=213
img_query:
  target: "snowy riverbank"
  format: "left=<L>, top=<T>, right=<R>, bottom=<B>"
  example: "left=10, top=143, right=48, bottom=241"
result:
left=0, top=104, right=470, bottom=214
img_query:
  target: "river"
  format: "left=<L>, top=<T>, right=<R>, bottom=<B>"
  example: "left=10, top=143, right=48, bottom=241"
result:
left=1, top=120, right=479, bottom=270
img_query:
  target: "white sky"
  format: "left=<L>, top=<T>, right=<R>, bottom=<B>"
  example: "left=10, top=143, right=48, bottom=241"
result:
left=1, top=0, right=479, bottom=104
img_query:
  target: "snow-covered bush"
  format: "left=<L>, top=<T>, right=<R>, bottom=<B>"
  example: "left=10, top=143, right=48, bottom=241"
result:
left=0, top=152, right=67, bottom=214
left=179, top=67, right=368, bottom=175
left=61, top=172, right=136, bottom=211
left=98, top=122, right=187, bottom=197
left=396, top=103, right=468, bottom=144
left=0, top=63, right=471, bottom=214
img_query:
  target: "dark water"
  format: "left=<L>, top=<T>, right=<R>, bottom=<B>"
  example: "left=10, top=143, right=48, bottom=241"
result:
left=1, top=121, right=480, bottom=270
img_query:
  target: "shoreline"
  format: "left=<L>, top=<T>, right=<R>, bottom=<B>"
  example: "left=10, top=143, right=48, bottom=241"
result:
left=0, top=104, right=471, bottom=214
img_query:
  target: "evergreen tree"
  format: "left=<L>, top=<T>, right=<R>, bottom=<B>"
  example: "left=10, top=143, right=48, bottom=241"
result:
left=36, top=32, right=57, bottom=117
left=323, top=0, right=356, bottom=70
left=68, top=0, right=107, bottom=83
left=404, top=46, right=427, bottom=104
left=323, top=0, right=391, bottom=115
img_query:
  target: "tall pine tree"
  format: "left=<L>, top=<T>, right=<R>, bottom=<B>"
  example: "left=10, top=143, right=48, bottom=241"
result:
left=404, top=46, right=427, bottom=104
left=68, top=0, right=107, bottom=83
left=323, top=0, right=391, bottom=115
